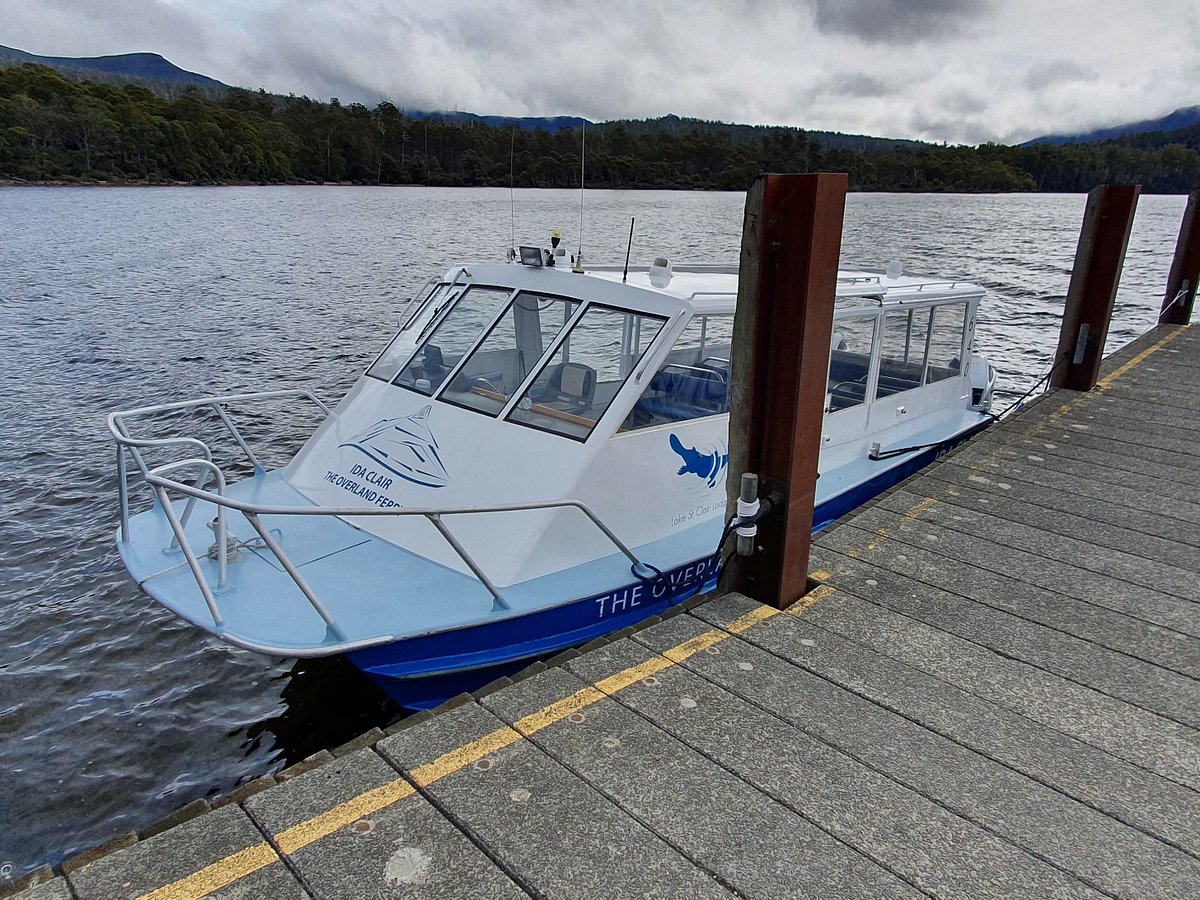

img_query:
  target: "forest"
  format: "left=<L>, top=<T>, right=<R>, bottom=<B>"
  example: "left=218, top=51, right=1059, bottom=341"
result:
left=3, top=63, right=1199, bottom=193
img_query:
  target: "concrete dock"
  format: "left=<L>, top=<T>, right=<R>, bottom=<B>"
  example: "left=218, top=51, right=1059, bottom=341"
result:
left=8, top=323, right=1199, bottom=899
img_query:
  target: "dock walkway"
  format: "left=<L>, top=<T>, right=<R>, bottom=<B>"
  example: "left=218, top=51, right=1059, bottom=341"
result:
left=11, top=324, right=1200, bottom=899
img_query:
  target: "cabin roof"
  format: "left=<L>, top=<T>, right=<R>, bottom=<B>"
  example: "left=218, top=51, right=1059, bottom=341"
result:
left=583, top=264, right=983, bottom=312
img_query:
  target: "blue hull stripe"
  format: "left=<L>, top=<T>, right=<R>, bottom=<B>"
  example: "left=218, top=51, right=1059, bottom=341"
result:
left=350, top=423, right=987, bottom=709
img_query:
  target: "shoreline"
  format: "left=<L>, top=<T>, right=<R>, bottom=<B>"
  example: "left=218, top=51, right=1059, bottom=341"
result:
left=1, top=180, right=1193, bottom=196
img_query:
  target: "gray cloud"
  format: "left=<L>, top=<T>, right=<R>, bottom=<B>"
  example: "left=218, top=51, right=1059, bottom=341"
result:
left=1, top=0, right=1197, bottom=146
left=813, top=0, right=993, bottom=42
left=822, top=73, right=900, bottom=99
left=1024, top=59, right=1098, bottom=90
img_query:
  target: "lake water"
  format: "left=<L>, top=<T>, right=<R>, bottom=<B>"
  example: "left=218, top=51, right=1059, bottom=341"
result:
left=0, top=185, right=1188, bottom=878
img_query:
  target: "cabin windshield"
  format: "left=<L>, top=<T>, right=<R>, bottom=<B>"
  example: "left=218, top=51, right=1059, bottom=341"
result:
left=390, top=286, right=516, bottom=396
left=507, top=305, right=667, bottom=440
left=367, top=281, right=455, bottom=382
left=439, top=292, right=580, bottom=415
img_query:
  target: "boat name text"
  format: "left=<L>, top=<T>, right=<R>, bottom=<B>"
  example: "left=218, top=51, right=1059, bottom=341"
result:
left=324, top=467, right=402, bottom=508
left=594, top=557, right=714, bottom=619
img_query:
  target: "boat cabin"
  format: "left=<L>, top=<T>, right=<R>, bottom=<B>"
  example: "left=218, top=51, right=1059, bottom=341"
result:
left=280, top=261, right=988, bottom=591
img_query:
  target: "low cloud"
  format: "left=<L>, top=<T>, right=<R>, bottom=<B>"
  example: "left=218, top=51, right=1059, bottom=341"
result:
left=1, top=0, right=1197, bottom=145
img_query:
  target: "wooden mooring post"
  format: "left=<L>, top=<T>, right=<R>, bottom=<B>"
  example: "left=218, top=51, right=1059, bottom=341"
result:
left=1159, top=189, right=1200, bottom=326
left=1051, top=184, right=1141, bottom=392
left=723, top=173, right=847, bottom=609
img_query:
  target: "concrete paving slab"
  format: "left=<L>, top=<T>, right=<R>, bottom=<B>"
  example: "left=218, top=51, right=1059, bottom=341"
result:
left=630, top=612, right=1200, bottom=899
left=2, top=879, right=72, bottom=900
left=980, top=410, right=1200, bottom=472
left=943, top=451, right=1200, bottom=528
left=837, top=509, right=1200, bottom=638
left=243, top=748, right=521, bottom=899
left=808, top=545, right=1200, bottom=727
left=377, top=701, right=729, bottom=899
left=950, top=417, right=1200, bottom=501
left=480, top=665, right=914, bottom=898
left=1064, top=392, right=1200, bottom=437
left=691, top=593, right=1200, bottom=857
left=66, top=803, right=299, bottom=900
left=969, top=418, right=1200, bottom=486
left=1091, top=381, right=1200, bottom=414
left=563, top=633, right=1104, bottom=899
left=918, top=465, right=1200, bottom=561
left=874, top=487, right=1200, bottom=603
left=798, top=587, right=1200, bottom=788
left=998, top=400, right=1200, bottom=457
left=813, top=525, right=1200, bottom=678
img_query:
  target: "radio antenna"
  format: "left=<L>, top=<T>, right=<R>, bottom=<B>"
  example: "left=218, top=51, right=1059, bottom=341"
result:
left=573, top=121, right=586, bottom=272
left=508, top=127, right=516, bottom=256
left=622, top=216, right=635, bottom=283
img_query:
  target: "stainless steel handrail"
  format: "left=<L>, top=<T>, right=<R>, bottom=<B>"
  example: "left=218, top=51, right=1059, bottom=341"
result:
left=109, top=389, right=331, bottom=541
left=112, top=388, right=658, bottom=636
left=141, top=461, right=655, bottom=630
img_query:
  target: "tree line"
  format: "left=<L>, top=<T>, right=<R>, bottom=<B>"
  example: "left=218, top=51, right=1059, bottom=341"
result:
left=2, top=63, right=1198, bottom=193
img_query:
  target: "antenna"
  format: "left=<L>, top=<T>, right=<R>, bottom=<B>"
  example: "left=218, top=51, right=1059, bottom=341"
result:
left=508, top=127, right=516, bottom=256
left=622, top=217, right=635, bottom=283
left=573, top=121, right=586, bottom=273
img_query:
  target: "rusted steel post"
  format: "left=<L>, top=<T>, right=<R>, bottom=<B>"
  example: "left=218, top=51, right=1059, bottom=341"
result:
left=1159, top=190, right=1200, bottom=325
left=724, top=173, right=847, bottom=609
left=1051, top=184, right=1141, bottom=392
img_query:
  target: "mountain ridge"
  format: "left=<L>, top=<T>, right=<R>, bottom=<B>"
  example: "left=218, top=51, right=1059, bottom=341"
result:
left=1022, top=105, right=1200, bottom=146
left=4, top=43, right=1197, bottom=154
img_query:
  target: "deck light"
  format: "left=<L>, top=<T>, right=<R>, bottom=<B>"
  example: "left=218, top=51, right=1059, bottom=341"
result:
left=519, top=245, right=544, bottom=267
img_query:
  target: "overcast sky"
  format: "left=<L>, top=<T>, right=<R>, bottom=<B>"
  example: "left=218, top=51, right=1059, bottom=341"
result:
left=5, top=0, right=1198, bottom=144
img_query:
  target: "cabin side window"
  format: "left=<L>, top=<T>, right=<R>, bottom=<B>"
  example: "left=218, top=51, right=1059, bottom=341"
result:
left=826, top=314, right=877, bottom=411
left=366, top=282, right=451, bottom=382
left=621, top=314, right=734, bottom=430
left=508, top=305, right=667, bottom=440
left=925, top=303, right=968, bottom=384
left=438, top=293, right=580, bottom=416
left=875, top=307, right=933, bottom=399
left=390, top=286, right=514, bottom=396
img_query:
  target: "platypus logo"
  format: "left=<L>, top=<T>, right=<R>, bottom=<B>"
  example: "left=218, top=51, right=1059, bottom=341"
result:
left=669, top=433, right=728, bottom=488
left=339, top=405, right=449, bottom=488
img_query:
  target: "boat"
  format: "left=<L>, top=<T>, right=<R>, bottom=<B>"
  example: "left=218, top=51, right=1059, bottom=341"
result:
left=110, top=244, right=996, bottom=709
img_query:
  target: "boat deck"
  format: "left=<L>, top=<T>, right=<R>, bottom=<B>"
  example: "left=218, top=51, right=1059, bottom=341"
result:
left=13, top=324, right=1200, bottom=899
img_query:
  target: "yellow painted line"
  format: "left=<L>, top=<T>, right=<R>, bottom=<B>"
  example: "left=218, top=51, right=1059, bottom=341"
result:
left=137, top=843, right=279, bottom=900
left=514, top=687, right=606, bottom=736
left=1096, top=326, right=1186, bottom=392
left=595, top=654, right=677, bottom=694
left=903, top=496, right=937, bottom=520
left=276, top=777, right=415, bottom=854
left=137, top=587, right=834, bottom=900
left=788, top=584, right=837, bottom=615
left=410, top=724, right=525, bottom=784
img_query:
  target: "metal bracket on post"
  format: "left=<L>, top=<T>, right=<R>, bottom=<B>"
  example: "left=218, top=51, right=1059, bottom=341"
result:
left=1072, top=323, right=1090, bottom=365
